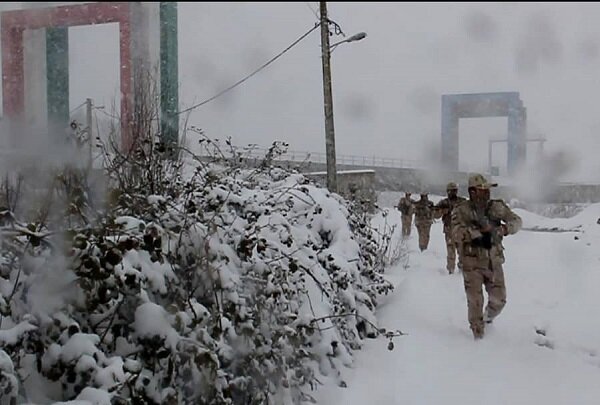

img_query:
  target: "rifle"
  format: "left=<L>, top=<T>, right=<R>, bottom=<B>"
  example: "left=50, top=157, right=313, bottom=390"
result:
left=471, top=216, right=503, bottom=250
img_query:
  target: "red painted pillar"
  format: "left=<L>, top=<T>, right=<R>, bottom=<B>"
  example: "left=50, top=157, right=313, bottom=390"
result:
left=1, top=25, right=25, bottom=119
left=119, top=19, right=133, bottom=153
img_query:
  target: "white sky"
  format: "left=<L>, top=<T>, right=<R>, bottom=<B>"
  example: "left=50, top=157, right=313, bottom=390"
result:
left=315, top=197, right=600, bottom=405
left=1, top=2, right=600, bottom=181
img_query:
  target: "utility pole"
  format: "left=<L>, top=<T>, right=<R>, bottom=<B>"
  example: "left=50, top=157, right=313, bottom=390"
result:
left=320, top=1, right=337, bottom=193
left=85, top=98, right=93, bottom=170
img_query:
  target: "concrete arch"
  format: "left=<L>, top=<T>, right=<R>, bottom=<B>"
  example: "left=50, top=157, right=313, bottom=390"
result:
left=441, top=92, right=527, bottom=176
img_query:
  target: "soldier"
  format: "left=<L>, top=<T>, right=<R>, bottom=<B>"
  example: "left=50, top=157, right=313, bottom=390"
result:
left=434, top=182, right=466, bottom=274
left=397, top=191, right=415, bottom=237
left=414, top=192, right=434, bottom=251
left=451, top=173, right=522, bottom=340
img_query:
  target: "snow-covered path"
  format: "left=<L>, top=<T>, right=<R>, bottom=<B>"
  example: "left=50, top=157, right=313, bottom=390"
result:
left=315, top=200, right=600, bottom=405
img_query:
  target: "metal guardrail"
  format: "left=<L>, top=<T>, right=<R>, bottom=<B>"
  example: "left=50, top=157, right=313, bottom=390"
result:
left=228, top=147, right=425, bottom=169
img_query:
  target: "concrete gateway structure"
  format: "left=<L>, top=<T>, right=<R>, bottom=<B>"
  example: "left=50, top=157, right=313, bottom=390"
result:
left=1, top=2, right=179, bottom=151
left=441, top=92, right=527, bottom=177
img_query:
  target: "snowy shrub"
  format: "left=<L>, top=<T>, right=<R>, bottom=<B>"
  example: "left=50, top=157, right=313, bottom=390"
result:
left=0, top=117, right=395, bottom=402
left=0, top=349, right=18, bottom=405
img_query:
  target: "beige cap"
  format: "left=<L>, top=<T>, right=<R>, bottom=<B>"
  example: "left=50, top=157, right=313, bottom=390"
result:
left=468, top=173, right=497, bottom=189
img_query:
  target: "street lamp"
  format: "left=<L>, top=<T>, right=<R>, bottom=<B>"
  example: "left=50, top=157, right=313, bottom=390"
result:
left=330, top=32, right=367, bottom=50
left=320, top=1, right=366, bottom=193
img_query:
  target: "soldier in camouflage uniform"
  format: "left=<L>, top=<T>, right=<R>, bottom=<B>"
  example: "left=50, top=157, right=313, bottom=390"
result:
left=397, top=191, right=415, bottom=237
left=434, top=182, right=466, bottom=274
left=451, top=174, right=522, bottom=340
left=414, top=192, right=435, bottom=251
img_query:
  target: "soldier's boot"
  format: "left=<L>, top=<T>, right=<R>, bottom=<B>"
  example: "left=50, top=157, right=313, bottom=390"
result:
left=483, top=308, right=495, bottom=324
left=471, top=324, right=485, bottom=340
left=446, top=257, right=455, bottom=274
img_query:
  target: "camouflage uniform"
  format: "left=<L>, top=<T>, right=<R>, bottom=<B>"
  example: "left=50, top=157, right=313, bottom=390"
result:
left=414, top=193, right=434, bottom=251
left=397, top=194, right=415, bottom=237
left=451, top=174, right=522, bottom=340
left=434, top=183, right=466, bottom=274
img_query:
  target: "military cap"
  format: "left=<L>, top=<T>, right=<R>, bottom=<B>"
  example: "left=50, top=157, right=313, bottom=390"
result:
left=468, top=173, right=497, bottom=189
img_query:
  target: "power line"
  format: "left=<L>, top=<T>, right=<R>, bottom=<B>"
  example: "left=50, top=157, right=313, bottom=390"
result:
left=69, top=101, right=87, bottom=114
left=177, top=22, right=321, bottom=116
left=305, top=2, right=319, bottom=20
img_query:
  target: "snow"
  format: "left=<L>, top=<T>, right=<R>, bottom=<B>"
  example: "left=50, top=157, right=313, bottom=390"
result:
left=20, top=253, right=81, bottom=322
left=60, top=334, right=100, bottom=363
left=0, top=349, right=14, bottom=374
left=133, top=302, right=179, bottom=350
left=120, top=249, right=176, bottom=294
left=0, top=320, right=37, bottom=346
left=314, top=201, right=600, bottom=405
left=54, top=387, right=113, bottom=405
left=114, top=216, right=146, bottom=232
left=134, top=302, right=173, bottom=337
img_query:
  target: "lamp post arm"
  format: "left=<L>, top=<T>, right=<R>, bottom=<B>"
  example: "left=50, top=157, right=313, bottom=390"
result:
left=329, top=32, right=367, bottom=48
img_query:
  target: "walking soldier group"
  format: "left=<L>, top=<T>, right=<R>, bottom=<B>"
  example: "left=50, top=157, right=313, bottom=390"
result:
left=397, top=173, right=522, bottom=340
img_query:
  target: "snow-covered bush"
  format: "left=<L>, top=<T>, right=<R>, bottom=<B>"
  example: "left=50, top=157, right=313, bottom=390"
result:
left=0, top=131, right=394, bottom=404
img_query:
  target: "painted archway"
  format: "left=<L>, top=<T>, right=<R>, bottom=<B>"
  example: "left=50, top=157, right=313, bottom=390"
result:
left=1, top=2, right=178, bottom=151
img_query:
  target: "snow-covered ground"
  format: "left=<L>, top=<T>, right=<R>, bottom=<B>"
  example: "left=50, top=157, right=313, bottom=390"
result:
left=314, top=196, right=600, bottom=405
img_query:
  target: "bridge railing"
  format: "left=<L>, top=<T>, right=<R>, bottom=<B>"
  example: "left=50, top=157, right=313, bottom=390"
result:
left=225, top=147, right=425, bottom=169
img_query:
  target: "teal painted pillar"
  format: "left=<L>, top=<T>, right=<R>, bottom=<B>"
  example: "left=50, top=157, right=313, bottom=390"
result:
left=46, top=27, right=69, bottom=138
left=160, top=2, right=179, bottom=153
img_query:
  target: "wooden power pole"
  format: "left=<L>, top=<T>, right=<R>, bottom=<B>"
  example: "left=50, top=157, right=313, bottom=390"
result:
left=320, top=1, right=337, bottom=193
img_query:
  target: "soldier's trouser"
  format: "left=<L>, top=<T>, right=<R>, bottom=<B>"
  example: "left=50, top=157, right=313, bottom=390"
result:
left=416, top=223, right=432, bottom=250
left=444, top=232, right=462, bottom=272
left=461, top=259, right=506, bottom=336
left=401, top=215, right=412, bottom=236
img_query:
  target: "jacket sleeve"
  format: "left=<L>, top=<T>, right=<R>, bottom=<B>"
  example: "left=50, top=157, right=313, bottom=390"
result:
left=433, top=199, right=447, bottom=220
left=495, top=201, right=522, bottom=235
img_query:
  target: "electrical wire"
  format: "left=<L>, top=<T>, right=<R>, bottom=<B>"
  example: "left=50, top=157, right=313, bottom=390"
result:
left=177, top=22, right=321, bottom=116
left=69, top=101, right=87, bottom=114
left=305, top=2, right=319, bottom=20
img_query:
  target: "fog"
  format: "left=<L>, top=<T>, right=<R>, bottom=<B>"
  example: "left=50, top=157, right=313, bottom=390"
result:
left=1, top=2, right=600, bottom=183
